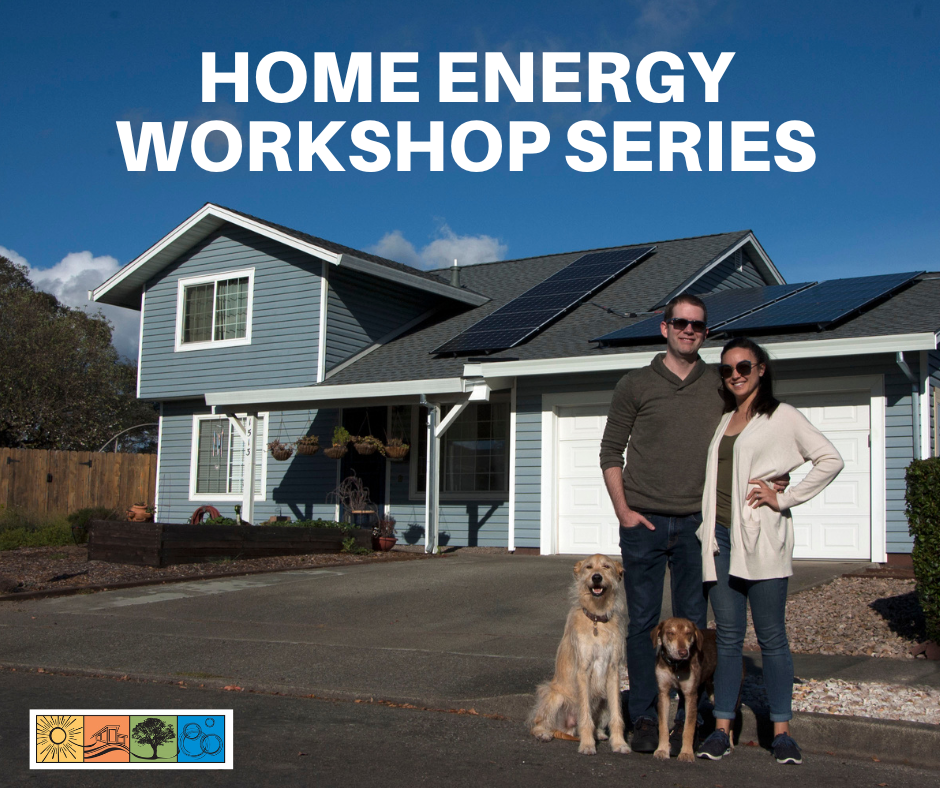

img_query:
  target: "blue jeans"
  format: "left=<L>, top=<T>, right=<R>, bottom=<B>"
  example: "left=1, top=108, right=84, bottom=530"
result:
left=619, top=511, right=708, bottom=724
left=708, top=524, right=793, bottom=722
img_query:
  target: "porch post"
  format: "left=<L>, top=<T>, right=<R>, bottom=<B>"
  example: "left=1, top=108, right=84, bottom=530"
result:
left=422, top=399, right=440, bottom=554
left=244, top=413, right=258, bottom=524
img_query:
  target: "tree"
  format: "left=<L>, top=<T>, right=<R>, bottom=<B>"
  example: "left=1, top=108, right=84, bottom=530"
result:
left=131, top=717, right=175, bottom=759
left=0, top=255, right=157, bottom=451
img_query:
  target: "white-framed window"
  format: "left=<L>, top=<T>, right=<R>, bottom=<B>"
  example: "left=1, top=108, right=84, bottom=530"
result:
left=175, top=268, right=254, bottom=351
left=189, top=413, right=268, bottom=501
left=407, top=399, right=510, bottom=500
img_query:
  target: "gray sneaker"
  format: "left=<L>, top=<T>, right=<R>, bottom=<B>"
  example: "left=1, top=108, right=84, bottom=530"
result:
left=696, top=729, right=732, bottom=760
left=771, top=733, right=803, bottom=764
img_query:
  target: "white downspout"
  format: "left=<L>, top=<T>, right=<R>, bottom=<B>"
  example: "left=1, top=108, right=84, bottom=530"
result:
left=508, top=379, right=517, bottom=553
left=896, top=353, right=921, bottom=461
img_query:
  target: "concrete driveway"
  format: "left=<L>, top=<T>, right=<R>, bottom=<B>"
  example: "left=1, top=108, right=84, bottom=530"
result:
left=0, top=552, right=865, bottom=714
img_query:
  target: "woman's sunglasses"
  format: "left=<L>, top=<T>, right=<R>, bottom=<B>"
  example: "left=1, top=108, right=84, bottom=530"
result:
left=665, top=317, right=707, bottom=333
left=718, top=360, right=756, bottom=379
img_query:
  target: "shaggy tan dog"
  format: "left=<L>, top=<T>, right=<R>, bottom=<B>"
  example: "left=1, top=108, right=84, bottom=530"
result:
left=528, top=554, right=630, bottom=756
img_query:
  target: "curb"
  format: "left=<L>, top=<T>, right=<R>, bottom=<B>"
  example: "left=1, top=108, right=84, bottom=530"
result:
left=5, top=664, right=938, bottom=770
left=0, top=550, right=444, bottom=603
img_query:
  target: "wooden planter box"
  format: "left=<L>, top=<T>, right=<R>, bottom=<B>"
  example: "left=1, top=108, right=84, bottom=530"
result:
left=87, top=521, right=371, bottom=567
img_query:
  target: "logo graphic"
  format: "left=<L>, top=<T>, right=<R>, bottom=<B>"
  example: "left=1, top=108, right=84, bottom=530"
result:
left=31, top=710, right=233, bottom=769
left=36, top=715, right=83, bottom=763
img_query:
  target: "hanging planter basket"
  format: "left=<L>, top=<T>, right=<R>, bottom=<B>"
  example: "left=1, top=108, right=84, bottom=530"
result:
left=295, top=436, right=320, bottom=456
left=353, top=435, right=385, bottom=456
left=324, top=444, right=348, bottom=460
left=385, top=444, right=409, bottom=461
left=268, top=439, right=294, bottom=462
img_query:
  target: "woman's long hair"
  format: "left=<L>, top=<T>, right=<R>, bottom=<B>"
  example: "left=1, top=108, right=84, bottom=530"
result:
left=719, top=337, right=780, bottom=417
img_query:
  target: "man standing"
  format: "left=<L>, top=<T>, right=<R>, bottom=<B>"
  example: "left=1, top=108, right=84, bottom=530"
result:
left=599, top=294, right=721, bottom=754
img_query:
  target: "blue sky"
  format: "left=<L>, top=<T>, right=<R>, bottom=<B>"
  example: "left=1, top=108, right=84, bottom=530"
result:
left=2, top=1, right=939, bottom=358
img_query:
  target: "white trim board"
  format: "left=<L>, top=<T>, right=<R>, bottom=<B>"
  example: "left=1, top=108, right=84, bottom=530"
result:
left=471, top=333, right=938, bottom=381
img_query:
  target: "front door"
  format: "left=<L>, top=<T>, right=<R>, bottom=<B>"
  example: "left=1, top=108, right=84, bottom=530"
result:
left=341, top=406, right=387, bottom=511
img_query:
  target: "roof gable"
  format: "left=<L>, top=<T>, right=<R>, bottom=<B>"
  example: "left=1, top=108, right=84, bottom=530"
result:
left=91, top=203, right=488, bottom=310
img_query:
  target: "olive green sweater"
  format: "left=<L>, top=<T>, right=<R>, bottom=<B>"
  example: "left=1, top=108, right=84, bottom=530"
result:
left=599, top=354, right=725, bottom=515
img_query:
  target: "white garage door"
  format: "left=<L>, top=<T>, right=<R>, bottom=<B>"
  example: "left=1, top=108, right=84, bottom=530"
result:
left=556, top=404, right=620, bottom=555
left=778, top=391, right=871, bottom=560
left=554, top=391, right=871, bottom=560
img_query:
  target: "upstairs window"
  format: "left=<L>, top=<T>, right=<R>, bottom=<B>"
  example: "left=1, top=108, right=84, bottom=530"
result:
left=175, top=269, right=254, bottom=351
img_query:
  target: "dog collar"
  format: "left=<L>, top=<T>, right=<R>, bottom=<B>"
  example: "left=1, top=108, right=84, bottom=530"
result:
left=582, top=608, right=611, bottom=636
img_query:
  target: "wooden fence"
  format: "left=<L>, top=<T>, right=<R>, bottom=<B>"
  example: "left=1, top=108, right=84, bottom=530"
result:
left=0, top=448, right=157, bottom=516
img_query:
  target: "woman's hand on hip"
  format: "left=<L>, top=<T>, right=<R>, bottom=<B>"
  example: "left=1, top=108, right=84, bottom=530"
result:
left=746, top=479, right=780, bottom=511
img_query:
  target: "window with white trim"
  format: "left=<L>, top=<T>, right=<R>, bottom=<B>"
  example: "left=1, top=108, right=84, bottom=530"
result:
left=191, top=414, right=267, bottom=500
left=409, top=400, right=509, bottom=499
left=176, top=269, right=254, bottom=350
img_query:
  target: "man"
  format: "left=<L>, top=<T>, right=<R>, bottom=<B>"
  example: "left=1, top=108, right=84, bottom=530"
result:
left=599, top=294, right=785, bottom=754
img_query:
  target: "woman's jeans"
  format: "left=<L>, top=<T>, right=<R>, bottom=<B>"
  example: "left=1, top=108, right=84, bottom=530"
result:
left=708, top=524, right=793, bottom=723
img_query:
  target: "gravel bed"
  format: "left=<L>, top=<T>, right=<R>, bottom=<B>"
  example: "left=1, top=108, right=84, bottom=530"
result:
left=740, top=576, right=926, bottom=659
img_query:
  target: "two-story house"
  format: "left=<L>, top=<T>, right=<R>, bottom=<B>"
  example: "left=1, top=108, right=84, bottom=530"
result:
left=92, top=203, right=940, bottom=563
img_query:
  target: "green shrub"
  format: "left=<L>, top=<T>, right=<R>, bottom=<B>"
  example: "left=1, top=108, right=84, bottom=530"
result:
left=66, top=506, right=123, bottom=544
left=906, top=457, right=940, bottom=642
left=203, top=516, right=238, bottom=526
left=0, top=506, right=73, bottom=550
left=280, top=518, right=352, bottom=531
left=341, top=536, right=372, bottom=555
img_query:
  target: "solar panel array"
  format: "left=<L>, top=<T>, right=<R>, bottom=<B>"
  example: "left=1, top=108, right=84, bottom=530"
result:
left=718, top=271, right=923, bottom=333
left=433, top=246, right=656, bottom=354
left=592, top=282, right=816, bottom=344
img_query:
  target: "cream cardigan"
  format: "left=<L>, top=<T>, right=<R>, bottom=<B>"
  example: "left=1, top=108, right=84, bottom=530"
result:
left=697, top=403, right=844, bottom=582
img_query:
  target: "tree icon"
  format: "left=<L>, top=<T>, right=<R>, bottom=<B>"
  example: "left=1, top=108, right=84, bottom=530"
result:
left=131, top=717, right=175, bottom=759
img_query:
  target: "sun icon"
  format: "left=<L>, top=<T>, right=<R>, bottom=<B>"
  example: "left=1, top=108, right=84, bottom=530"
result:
left=37, top=715, right=83, bottom=763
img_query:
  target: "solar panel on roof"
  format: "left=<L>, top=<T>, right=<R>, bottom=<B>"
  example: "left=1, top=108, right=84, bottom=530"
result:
left=717, top=271, right=923, bottom=333
left=592, top=282, right=816, bottom=344
left=433, top=245, right=656, bottom=354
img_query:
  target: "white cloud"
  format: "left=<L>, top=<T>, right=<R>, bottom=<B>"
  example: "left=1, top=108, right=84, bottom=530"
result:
left=0, top=245, right=139, bottom=361
left=370, top=224, right=508, bottom=271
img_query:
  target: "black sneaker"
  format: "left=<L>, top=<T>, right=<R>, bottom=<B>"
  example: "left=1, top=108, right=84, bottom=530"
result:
left=631, top=717, right=658, bottom=753
left=696, top=729, right=732, bottom=760
left=771, top=733, right=803, bottom=764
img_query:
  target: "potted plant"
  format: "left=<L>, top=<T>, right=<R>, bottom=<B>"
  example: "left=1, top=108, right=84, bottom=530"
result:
left=352, top=434, right=385, bottom=456
left=324, top=426, right=351, bottom=459
left=295, top=434, right=320, bottom=456
left=268, top=438, right=294, bottom=461
left=127, top=502, right=154, bottom=522
left=385, top=437, right=410, bottom=460
left=373, top=516, right=397, bottom=551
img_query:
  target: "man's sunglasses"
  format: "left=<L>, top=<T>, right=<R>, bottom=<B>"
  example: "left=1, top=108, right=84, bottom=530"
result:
left=665, top=317, right=707, bottom=333
left=718, top=360, right=756, bottom=379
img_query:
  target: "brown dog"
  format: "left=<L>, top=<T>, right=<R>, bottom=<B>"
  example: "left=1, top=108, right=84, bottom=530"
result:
left=651, top=617, right=717, bottom=762
left=528, top=555, right=630, bottom=756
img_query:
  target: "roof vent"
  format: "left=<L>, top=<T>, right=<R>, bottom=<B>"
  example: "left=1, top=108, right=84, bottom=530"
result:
left=450, top=258, right=460, bottom=288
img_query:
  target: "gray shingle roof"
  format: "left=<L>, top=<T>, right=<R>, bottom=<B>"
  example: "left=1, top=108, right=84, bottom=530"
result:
left=322, top=230, right=755, bottom=385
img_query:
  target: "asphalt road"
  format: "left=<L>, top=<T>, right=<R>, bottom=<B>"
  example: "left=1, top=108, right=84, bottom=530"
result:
left=5, top=670, right=939, bottom=788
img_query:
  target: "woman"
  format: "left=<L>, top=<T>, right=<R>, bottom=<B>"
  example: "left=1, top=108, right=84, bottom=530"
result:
left=695, top=338, right=844, bottom=765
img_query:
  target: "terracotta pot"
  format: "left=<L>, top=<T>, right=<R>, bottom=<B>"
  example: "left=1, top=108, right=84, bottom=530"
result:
left=374, top=536, right=397, bottom=552
left=127, top=505, right=152, bottom=522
